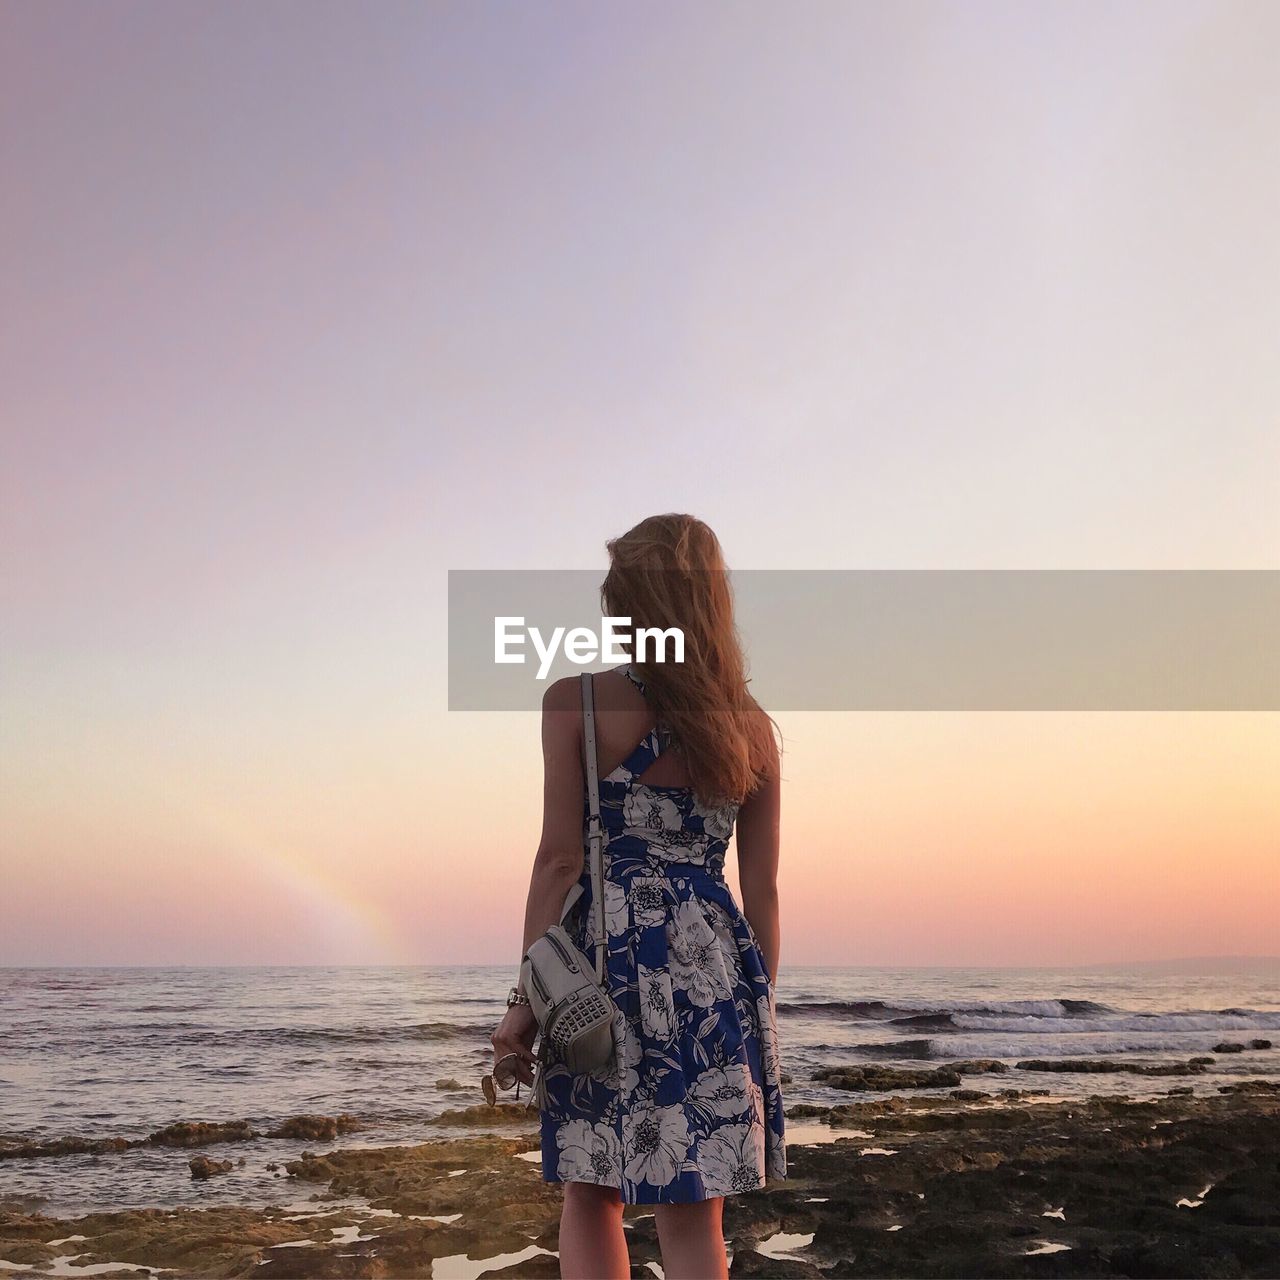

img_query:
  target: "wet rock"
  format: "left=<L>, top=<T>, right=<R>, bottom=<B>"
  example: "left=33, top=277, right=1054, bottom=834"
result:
left=148, top=1120, right=256, bottom=1148
left=7, top=1081, right=1279, bottom=1279
left=785, top=1103, right=836, bottom=1119
left=1250, top=1039, right=1273, bottom=1050
left=0, top=1237, right=58, bottom=1268
left=1197, top=1161, right=1280, bottom=1231
left=266, top=1114, right=362, bottom=1141
left=1213, top=1042, right=1246, bottom=1053
left=435, top=1077, right=464, bottom=1089
left=430, top=1102, right=539, bottom=1127
left=789, top=1088, right=1057, bottom=1128
left=0, top=1210, right=59, bottom=1244
left=0, top=1204, right=328, bottom=1275
left=723, top=1212, right=793, bottom=1251
left=189, top=1155, right=233, bottom=1179
left=780, top=1081, right=1279, bottom=1277
left=2, top=1119, right=262, bottom=1161
left=1016, top=1058, right=1209, bottom=1075
left=812, top=1065, right=963, bottom=1091
left=0, top=1134, right=132, bottom=1160
left=284, top=1133, right=548, bottom=1205
left=292, top=1136, right=556, bottom=1257
left=949, top=1058, right=1011, bottom=1075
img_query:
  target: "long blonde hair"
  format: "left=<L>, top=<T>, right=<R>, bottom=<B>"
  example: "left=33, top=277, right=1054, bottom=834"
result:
left=602, top=514, right=778, bottom=807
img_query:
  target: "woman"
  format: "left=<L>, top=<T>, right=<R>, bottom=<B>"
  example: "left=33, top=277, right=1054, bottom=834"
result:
left=491, top=513, right=786, bottom=1280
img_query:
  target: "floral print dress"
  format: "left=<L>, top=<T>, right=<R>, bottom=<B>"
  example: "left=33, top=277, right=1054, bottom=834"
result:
left=539, top=666, right=787, bottom=1204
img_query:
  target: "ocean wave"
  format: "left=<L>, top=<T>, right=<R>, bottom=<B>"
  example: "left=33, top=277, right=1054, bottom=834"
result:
left=777, top=997, right=1117, bottom=1020
left=949, top=1011, right=1280, bottom=1034
left=850, top=1039, right=936, bottom=1060
left=168, top=1022, right=496, bottom=1047
left=887, top=1014, right=959, bottom=1030
left=776, top=998, right=1280, bottom=1039
left=849, top=1032, right=1280, bottom=1061
left=775, top=1000, right=902, bottom=1019
left=7, top=1022, right=494, bottom=1056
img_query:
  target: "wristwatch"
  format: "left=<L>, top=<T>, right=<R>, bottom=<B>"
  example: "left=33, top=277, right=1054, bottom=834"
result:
left=507, top=985, right=531, bottom=1008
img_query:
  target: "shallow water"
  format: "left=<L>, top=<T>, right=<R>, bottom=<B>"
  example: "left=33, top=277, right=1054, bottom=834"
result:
left=757, top=1230, right=816, bottom=1258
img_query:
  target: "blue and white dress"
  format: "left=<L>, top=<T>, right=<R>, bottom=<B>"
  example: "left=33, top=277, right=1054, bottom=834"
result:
left=539, top=666, right=787, bottom=1204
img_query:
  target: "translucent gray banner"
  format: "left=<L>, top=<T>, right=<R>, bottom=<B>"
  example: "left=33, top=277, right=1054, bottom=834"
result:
left=447, top=570, right=1280, bottom=711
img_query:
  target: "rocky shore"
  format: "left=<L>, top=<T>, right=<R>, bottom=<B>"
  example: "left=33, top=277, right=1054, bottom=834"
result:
left=1, top=1077, right=1277, bottom=1278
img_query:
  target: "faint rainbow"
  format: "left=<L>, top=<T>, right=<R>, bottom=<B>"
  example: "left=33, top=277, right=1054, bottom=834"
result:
left=188, top=799, right=414, bottom=963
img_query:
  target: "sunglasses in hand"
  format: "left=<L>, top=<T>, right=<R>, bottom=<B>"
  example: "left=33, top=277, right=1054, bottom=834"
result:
left=481, top=1052, right=523, bottom=1105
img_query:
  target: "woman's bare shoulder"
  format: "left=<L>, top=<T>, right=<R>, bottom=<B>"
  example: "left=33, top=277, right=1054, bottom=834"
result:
left=541, top=668, right=633, bottom=714
left=541, top=675, right=580, bottom=714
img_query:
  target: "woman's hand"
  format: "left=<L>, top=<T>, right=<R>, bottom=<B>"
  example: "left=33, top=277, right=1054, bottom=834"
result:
left=491, top=1003, right=539, bottom=1087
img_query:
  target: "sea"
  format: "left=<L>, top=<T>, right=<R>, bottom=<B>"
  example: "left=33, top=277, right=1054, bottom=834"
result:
left=2, top=963, right=1278, bottom=1218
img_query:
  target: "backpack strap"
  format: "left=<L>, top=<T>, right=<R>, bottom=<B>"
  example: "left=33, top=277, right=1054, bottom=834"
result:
left=580, top=673, right=606, bottom=985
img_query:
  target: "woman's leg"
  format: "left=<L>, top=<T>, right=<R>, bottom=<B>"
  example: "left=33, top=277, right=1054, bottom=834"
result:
left=654, top=1196, right=729, bottom=1280
left=559, top=1181, right=629, bottom=1280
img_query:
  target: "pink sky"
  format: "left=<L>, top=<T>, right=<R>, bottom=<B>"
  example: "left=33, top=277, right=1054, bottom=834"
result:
left=2, top=2, right=1278, bottom=965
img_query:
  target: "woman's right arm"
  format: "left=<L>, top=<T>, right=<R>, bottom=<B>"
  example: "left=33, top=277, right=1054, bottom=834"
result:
left=735, top=734, right=781, bottom=986
left=490, top=676, right=586, bottom=1086
left=519, top=676, right=590, bottom=955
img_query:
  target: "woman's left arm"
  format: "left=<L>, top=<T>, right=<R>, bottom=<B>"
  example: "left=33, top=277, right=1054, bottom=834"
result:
left=490, top=676, right=588, bottom=1086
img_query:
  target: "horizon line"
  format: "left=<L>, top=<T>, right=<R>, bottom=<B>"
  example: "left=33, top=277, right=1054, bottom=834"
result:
left=2, top=954, right=1278, bottom=972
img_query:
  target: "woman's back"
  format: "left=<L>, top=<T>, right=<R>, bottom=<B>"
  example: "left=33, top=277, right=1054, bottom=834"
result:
left=587, top=665, right=693, bottom=788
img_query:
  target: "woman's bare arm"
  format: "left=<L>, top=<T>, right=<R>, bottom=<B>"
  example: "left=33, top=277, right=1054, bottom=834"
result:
left=735, top=733, right=781, bottom=986
left=491, top=676, right=587, bottom=1085
left=520, top=676, right=589, bottom=953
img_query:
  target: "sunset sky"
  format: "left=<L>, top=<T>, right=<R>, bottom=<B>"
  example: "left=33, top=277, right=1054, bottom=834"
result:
left=3, top=1, right=1277, bottom=967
